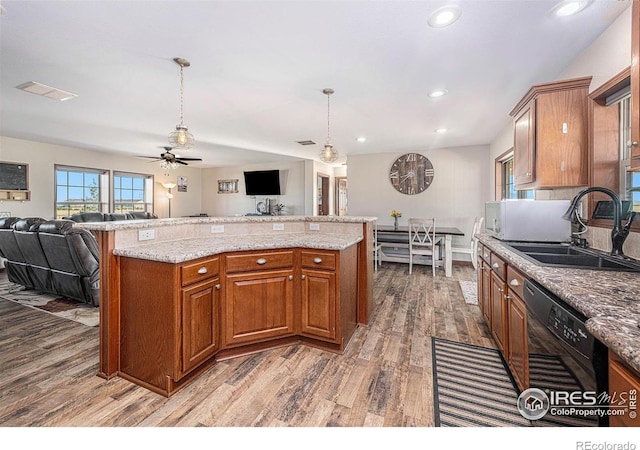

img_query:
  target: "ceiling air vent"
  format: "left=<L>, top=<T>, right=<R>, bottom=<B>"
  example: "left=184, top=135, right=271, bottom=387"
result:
left=16, top=81, right=78, bottom=101
left=296, top=140, right=316, bottom=146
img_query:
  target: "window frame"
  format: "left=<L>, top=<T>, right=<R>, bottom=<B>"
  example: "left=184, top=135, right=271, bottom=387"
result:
left=495, top=149, right=534, bottom=200
left=112, top=171, right=154, bottom=214
left=54, top=165, right=109, bottom=219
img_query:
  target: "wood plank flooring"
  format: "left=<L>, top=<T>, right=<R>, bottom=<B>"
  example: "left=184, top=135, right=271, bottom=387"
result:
left=0, top=262, right=492, bottom=427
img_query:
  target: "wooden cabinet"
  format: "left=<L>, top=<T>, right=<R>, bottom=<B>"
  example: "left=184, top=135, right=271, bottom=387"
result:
left=490, top=270, right=508, bottom=353
left=479, top=247, right=530, bottom=392
left=477, top=244, right=491, bottom=325
left=506, top=266, right=529, bottom=392
left=224, top=250, right=295, bottom=347
left=609, top=351, right=640, bottom=427
left=510, top=77, right=591, bottom=189
left=513, top=100, right=535, bottom=185
left=300, top=248, right=358, bottom=349
left=631, top=2, right=640, bottom=169
left=119, top=255, right=221, bottom=396
left=180, top=278, right=220, bottom=375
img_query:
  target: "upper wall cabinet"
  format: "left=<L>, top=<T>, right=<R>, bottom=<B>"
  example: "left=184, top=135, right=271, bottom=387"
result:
left=510, top=77, right=591, bottom=190
left=631, top=2, right=640, bottom=170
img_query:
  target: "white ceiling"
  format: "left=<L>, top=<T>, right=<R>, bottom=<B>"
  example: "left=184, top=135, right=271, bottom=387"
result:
left=0, top=0, right=631, bottom=168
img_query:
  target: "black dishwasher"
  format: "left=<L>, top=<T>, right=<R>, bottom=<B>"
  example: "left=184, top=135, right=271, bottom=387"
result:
left=523, top=279, right=609, bottom=426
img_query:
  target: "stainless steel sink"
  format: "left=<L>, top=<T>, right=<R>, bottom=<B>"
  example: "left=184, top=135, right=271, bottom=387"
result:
left=505, top=242, right=640, bottom=272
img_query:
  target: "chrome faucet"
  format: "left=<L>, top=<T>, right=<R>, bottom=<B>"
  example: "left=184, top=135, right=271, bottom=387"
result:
left=562, top=187, right=636, bottom=257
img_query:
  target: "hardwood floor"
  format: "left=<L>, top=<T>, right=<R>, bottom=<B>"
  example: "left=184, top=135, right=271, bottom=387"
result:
left=0, top=262, right=491, bottom=427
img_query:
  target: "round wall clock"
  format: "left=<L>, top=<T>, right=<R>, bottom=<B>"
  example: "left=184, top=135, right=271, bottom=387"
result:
left=389, top=153, right=434, bottom=195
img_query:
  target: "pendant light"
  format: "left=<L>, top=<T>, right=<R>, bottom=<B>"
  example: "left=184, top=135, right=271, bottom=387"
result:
left=320, top=88, right=338, bottom=163
left=168, top=57, right=195, bottom=149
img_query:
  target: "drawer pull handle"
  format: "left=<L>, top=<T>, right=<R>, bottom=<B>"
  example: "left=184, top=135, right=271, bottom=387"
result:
left=492, top=262, right=499, bottom=268
left=510, top=279, right=520, bottom=286
left=289, top=275, right=294, bottom=281
left=301, top=275, right=306, bottom=280
left=256, top=258, right=267, bottom=265
left=313, top=257, right=323, bottom=264
left=197, top=267, right=208, bottom=274
left=215, top=284, right=221, bottom=290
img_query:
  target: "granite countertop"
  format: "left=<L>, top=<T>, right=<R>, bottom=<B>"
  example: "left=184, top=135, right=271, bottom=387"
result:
left=76, top=215, right=378, bottom=231
left=477, top=234, right=640, bottom=373
left=113, top=232, right=363, bottom=264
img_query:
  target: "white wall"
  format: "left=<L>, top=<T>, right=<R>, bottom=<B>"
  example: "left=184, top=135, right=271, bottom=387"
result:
left=0, top=136, right=202, bottom=219
left=201, top=160, right=306, bottom=216
left=347, top=146, right=490, bottom=258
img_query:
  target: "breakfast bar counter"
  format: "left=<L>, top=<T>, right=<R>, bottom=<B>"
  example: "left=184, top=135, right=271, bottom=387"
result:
left=77, top=215, right=377, bottom=394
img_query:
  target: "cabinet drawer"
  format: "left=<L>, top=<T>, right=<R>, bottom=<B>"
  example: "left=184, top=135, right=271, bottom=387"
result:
left=301, top=250, right=336, bottom=271
left=481, top=245, right=491, bottom=262
left=490, top=253, right=506, bottom=280
left=181, top=257, right=219, bottom=287
left=506, top=265, right=525, bottom=300
left=226, top=250, right=294, bottom=273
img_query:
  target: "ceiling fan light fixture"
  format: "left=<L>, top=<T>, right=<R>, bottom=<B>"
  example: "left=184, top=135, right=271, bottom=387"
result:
left=168, top=57, right=195, bottom=150
left=319, top=88, right=338, bottom=163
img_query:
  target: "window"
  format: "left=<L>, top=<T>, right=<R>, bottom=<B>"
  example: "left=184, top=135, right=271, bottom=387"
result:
left=496, top=150, right=534, bottom=200
left=55, top=166, right=109, bottom=219
left=113, top=172, right=153, bottom=214
left=619, top=96, right=640, bottom=212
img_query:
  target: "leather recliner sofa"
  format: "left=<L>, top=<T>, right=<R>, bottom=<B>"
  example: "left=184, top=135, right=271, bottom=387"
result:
left=64, top=211, right=157, bottom=222
left=0, top=217, right=100, bottom=306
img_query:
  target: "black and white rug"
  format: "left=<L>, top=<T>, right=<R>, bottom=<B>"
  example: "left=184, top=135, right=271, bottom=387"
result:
left=431, top=337, right=598, bottom=427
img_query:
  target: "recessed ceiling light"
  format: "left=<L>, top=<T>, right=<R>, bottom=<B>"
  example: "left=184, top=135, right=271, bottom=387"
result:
left=428, top=89, right=448, bottom=98
left=435, top=128, right=448, bottom=134
left=356, top=137, right=367, bottom=143
left=428, top=5, right=462, bottom=28
left=551, top=0, right=591, bottom=17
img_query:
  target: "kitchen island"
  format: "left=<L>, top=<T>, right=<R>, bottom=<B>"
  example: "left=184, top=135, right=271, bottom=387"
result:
left=76, top=215, right=376, bottom=395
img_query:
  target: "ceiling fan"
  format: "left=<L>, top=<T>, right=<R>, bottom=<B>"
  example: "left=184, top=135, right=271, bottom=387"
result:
left=138, top=147, right=202, bottom=168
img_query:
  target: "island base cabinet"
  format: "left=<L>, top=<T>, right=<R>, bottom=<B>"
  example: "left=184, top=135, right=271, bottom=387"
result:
left=119, top=256, right=221, bottom=397
left=224, top=269, right=295, bottom=347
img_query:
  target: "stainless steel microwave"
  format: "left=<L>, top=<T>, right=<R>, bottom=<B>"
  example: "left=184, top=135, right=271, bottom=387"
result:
left=484, top=200, right=572, bottom=242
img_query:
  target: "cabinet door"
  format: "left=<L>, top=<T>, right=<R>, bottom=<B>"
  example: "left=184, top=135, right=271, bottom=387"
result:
left=301, top=269, right=337, bottom=342
left=631, top=1, right=640, bottom=169
left=490, top=271, right=507, bottom=353
left=225, top=269, right=295, bottom=346
left=481, top=260, right=491, bottom=324
left=609, top=354, right=640, bottom=427
left=180, top=278, right=220, bottom=376
left=513, top=100, right=535, bottom=185
left=507, top=290, right=529, bottom=392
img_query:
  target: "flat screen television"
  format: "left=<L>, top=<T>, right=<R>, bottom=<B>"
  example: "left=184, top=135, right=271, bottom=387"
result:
left=244, top=170, right=281, bottom=196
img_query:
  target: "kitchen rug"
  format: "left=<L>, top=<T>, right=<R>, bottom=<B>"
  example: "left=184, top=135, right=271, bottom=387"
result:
left=0, top=273, right=99, bottom=327
left=431, top=338, right=598, bottom=427
left=459, top=280, right=478, bottom=305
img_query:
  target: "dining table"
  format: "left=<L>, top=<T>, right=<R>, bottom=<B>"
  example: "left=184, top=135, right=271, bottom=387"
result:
left=376, top=225, right=465, bottom=277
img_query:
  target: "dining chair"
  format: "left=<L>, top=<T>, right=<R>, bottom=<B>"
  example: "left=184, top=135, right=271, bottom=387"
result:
left=408, top=218, right=441, bottom=276
left=451, top=216, right=484, bottom=269
left=373, top=221, right=382, bottom=271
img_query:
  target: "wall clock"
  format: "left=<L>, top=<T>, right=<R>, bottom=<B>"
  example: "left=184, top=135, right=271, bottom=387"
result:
left=389, top=153, right=434, bottom=195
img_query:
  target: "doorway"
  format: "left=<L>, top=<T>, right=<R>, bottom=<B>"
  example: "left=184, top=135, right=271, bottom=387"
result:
left=317, top=173, right=330, bottom=215
left=335, top=176, right=347, bottom=216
